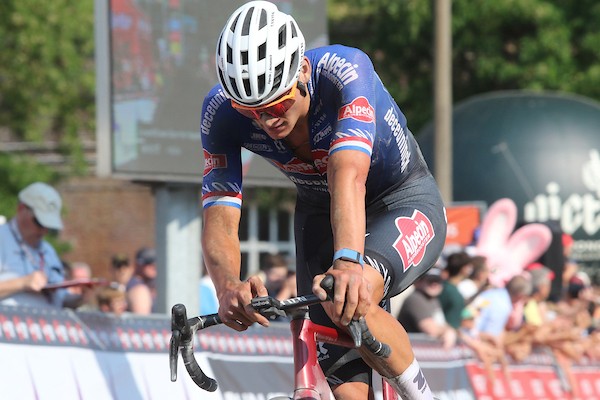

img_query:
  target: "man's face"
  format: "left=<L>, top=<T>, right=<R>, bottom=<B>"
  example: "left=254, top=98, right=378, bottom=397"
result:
left=252, top=86, right=306, bottom=141
left=17, top=204, right=48, bottom=247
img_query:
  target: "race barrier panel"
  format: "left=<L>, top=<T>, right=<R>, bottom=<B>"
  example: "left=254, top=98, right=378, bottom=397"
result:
left=0, top=305, right=599, bottom=400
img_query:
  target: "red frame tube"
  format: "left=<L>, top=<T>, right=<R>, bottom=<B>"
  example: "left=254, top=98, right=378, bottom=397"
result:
left=290, top=318, right=397, bottom=400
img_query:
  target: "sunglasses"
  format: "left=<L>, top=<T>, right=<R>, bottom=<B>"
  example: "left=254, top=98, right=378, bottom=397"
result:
left=231, top=83, right=298, bottom=119
left=26, top=206, right=45, bottom=229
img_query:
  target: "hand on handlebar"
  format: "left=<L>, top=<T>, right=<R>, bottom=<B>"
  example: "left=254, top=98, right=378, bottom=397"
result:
left=218, top=275, right=270, bottom=331
left=312, top=263, right=372, bottom=327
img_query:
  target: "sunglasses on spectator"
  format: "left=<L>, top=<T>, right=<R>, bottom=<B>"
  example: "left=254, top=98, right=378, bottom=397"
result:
left=26, top=206, right=45, bottom=229
left=231, top=82, right=298, bottom=119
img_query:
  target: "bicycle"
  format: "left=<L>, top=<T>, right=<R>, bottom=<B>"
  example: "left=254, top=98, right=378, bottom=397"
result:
left=169, top=275, right=399, bottom=400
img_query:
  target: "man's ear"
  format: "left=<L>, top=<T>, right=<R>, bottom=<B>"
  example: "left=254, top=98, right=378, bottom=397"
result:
left=299, top=56, right=311, bottom=80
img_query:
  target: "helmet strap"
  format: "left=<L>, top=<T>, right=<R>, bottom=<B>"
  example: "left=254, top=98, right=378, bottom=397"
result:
left=297, top=80, right=307, bottom=97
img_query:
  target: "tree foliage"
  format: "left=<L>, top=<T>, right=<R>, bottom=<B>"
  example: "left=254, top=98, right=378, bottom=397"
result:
left=328, top=0, right=600, bottom=132
left=0, top=0, right=95, bottom=172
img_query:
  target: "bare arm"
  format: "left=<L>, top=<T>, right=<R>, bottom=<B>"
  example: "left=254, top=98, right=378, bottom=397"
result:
left=127, top=284, right=153, bottom=314
left=314, top=149, right=371, bottom=326
left=0, top=271, right=47, bottom=298
left=202, top=205, right=269, bottom=330
left=419, top=318, right=457, bottom=348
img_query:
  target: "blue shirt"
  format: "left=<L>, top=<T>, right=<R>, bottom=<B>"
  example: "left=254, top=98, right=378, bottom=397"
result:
left=0, top=219, right=66, bottom=307
left=473, top=287, right=512, bottom=336
left=199, top=276, right=218, bottom=315
left=201, top=45, right=428, bottom=209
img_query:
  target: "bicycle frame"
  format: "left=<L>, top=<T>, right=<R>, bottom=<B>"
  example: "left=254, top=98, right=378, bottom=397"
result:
left=170, top=276, right=396, bottom=400
left=289, top=311, right=398, bottom=400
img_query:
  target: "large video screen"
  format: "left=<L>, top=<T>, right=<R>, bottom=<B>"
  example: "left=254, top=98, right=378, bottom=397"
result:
left=96, top=0, right=328, bottom=184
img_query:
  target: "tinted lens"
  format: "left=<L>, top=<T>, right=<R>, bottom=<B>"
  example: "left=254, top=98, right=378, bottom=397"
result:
left=231, top=83, right=297, bottom=119
left=235, top=108, right=260, bottom=119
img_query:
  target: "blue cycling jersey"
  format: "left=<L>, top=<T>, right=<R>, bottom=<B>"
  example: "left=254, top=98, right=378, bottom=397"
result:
left=201, top=44, right=429, bottom=209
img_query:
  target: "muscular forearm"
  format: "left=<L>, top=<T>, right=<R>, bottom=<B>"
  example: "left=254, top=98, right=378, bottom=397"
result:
left=328, top=151, right=369, bottom=254
left=202, top=206, right=243, bottom=295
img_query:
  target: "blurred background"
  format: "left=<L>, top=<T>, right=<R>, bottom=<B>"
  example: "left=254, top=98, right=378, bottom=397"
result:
left=1, top=1, right=600, bottom=398
left=2, top=0, right=599, bottom=283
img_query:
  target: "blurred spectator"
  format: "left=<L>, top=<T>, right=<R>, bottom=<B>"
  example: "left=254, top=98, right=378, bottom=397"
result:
left=463, top=275, right=531, bottom=387
left=111, top=253, right=133, bottom=291
left=458, top=304, right=507, bottom=388
left=0, top=182, right=67, bottom=307
left=504, top=264, right=555, bottom=362
left=561, top=233, right=579, bottom=297
left=458, top=255, right=490, bottom=303
left=522, top=263, right=554, bottom=327
left=97, top=286, right=128, bottom=317
left=64, top=261, right=92, bottom=295
left=397, top=267, right=457, bottom=349
left=62, top=261, right=97, bottom=310
left=126, top=247, right=157, bottom=314
left=262, top=253, right=297, bottom=301
left=473, top=274, right=532, bottom=344
left=439, top=251, right=472, bottom=329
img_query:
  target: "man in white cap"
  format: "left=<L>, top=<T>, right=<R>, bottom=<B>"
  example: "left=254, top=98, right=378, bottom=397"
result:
left=0, top=182, right=67, bottom=307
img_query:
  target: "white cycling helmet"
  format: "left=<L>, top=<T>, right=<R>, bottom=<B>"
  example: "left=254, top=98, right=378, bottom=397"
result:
left=216, top=1, right=305, bottom=107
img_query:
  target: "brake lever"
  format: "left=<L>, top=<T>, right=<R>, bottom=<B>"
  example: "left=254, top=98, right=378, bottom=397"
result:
left=251, top=296, right=287, bottom=319
left=320, top=275, right=362, bottom=347
left=170, top=304, right=191, bottom=382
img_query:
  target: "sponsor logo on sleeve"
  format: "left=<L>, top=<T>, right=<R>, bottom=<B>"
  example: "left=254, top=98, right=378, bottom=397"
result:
left=338, top=97, right=375, bottom=123
left=203, top=150, right=227, bottom=176
left=392, top=210, right=435, bottom=272
left=315, top=52, right=359, bottom=90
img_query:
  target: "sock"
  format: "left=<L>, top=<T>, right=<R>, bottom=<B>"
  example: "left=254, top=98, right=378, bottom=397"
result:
left=383, top=358, right=434, bottom=400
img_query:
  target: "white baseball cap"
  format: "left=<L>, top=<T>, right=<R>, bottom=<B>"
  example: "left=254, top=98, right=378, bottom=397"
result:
left=18, top=182, right=63, bottom=230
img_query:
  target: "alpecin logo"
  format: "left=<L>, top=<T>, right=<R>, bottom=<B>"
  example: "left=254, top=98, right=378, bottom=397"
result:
left=393, top=210, right=435, bottom=272
left=203, top=149, right=227, bottom=176
left=338, top=97, right=375, bottom=123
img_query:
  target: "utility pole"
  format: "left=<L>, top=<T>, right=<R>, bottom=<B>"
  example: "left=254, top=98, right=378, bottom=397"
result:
left=434, top=0, right=453, bottom=203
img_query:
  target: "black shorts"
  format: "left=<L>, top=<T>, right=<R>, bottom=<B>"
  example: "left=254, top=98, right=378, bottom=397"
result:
left=294, top=173, right=447, bottom=384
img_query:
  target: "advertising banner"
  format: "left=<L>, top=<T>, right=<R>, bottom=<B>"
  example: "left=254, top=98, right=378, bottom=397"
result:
left=1, top=306, right=599, bottom=399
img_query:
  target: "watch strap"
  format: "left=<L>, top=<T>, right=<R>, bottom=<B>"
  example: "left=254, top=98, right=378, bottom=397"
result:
left=333, top=248, right=365, bottom=267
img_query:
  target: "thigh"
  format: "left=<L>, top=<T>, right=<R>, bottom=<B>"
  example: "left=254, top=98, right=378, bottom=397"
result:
left=294, top=208, right=333, bottom=297
left=294, top=208, right=373, bottom=384
left=365, top=174, right=447, bottom=298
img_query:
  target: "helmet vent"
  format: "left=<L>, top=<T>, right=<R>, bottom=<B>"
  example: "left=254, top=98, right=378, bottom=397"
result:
left=259, top=9, right=267, bottom=29
left=226, top=45, right=233, bottom=64
left=241, top=51, right=248, bottom=65
left=242, top=7, right=254, bottom=35
left=258, top=43, right=266, bottom=61
left=278, top=25, right=286, bottom=49
left=289, top=50, right=298, bottom=74
left=243, top=78, right=251, bottom=96
left=257, top=74, right=265, bottom=93
left=230, top=14, right=240, bottom=32
left=264, top=64, right=283, bottom=100
left=229, top=76, right=241, bottom=99
left=291, top=22, right=297, bottom=38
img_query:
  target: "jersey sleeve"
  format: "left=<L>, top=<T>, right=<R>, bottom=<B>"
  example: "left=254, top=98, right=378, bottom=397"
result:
left=320, top=47, right=376, bottom=159
left=201, top=86, right=244, bottom=209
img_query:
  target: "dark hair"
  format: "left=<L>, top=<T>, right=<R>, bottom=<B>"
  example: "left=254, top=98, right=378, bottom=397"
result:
left=469, top=256, right=488, bottom=279
left=445, top=251, right=472, bottom=278
left=111, top=254, right=130, bottom=269
left=262, top=253, right=288, bottom=271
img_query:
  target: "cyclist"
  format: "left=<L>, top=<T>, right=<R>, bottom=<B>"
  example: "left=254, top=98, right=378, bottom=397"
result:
left=201, top=2, right=447, bottom=399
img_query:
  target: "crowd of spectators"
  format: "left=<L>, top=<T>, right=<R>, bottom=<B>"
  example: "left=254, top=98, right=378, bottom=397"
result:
left=2, top=182, right=599, bottom=395
left=0, top=182, right=159, bottom=317
left=397, top=241, right=600, bottom=396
